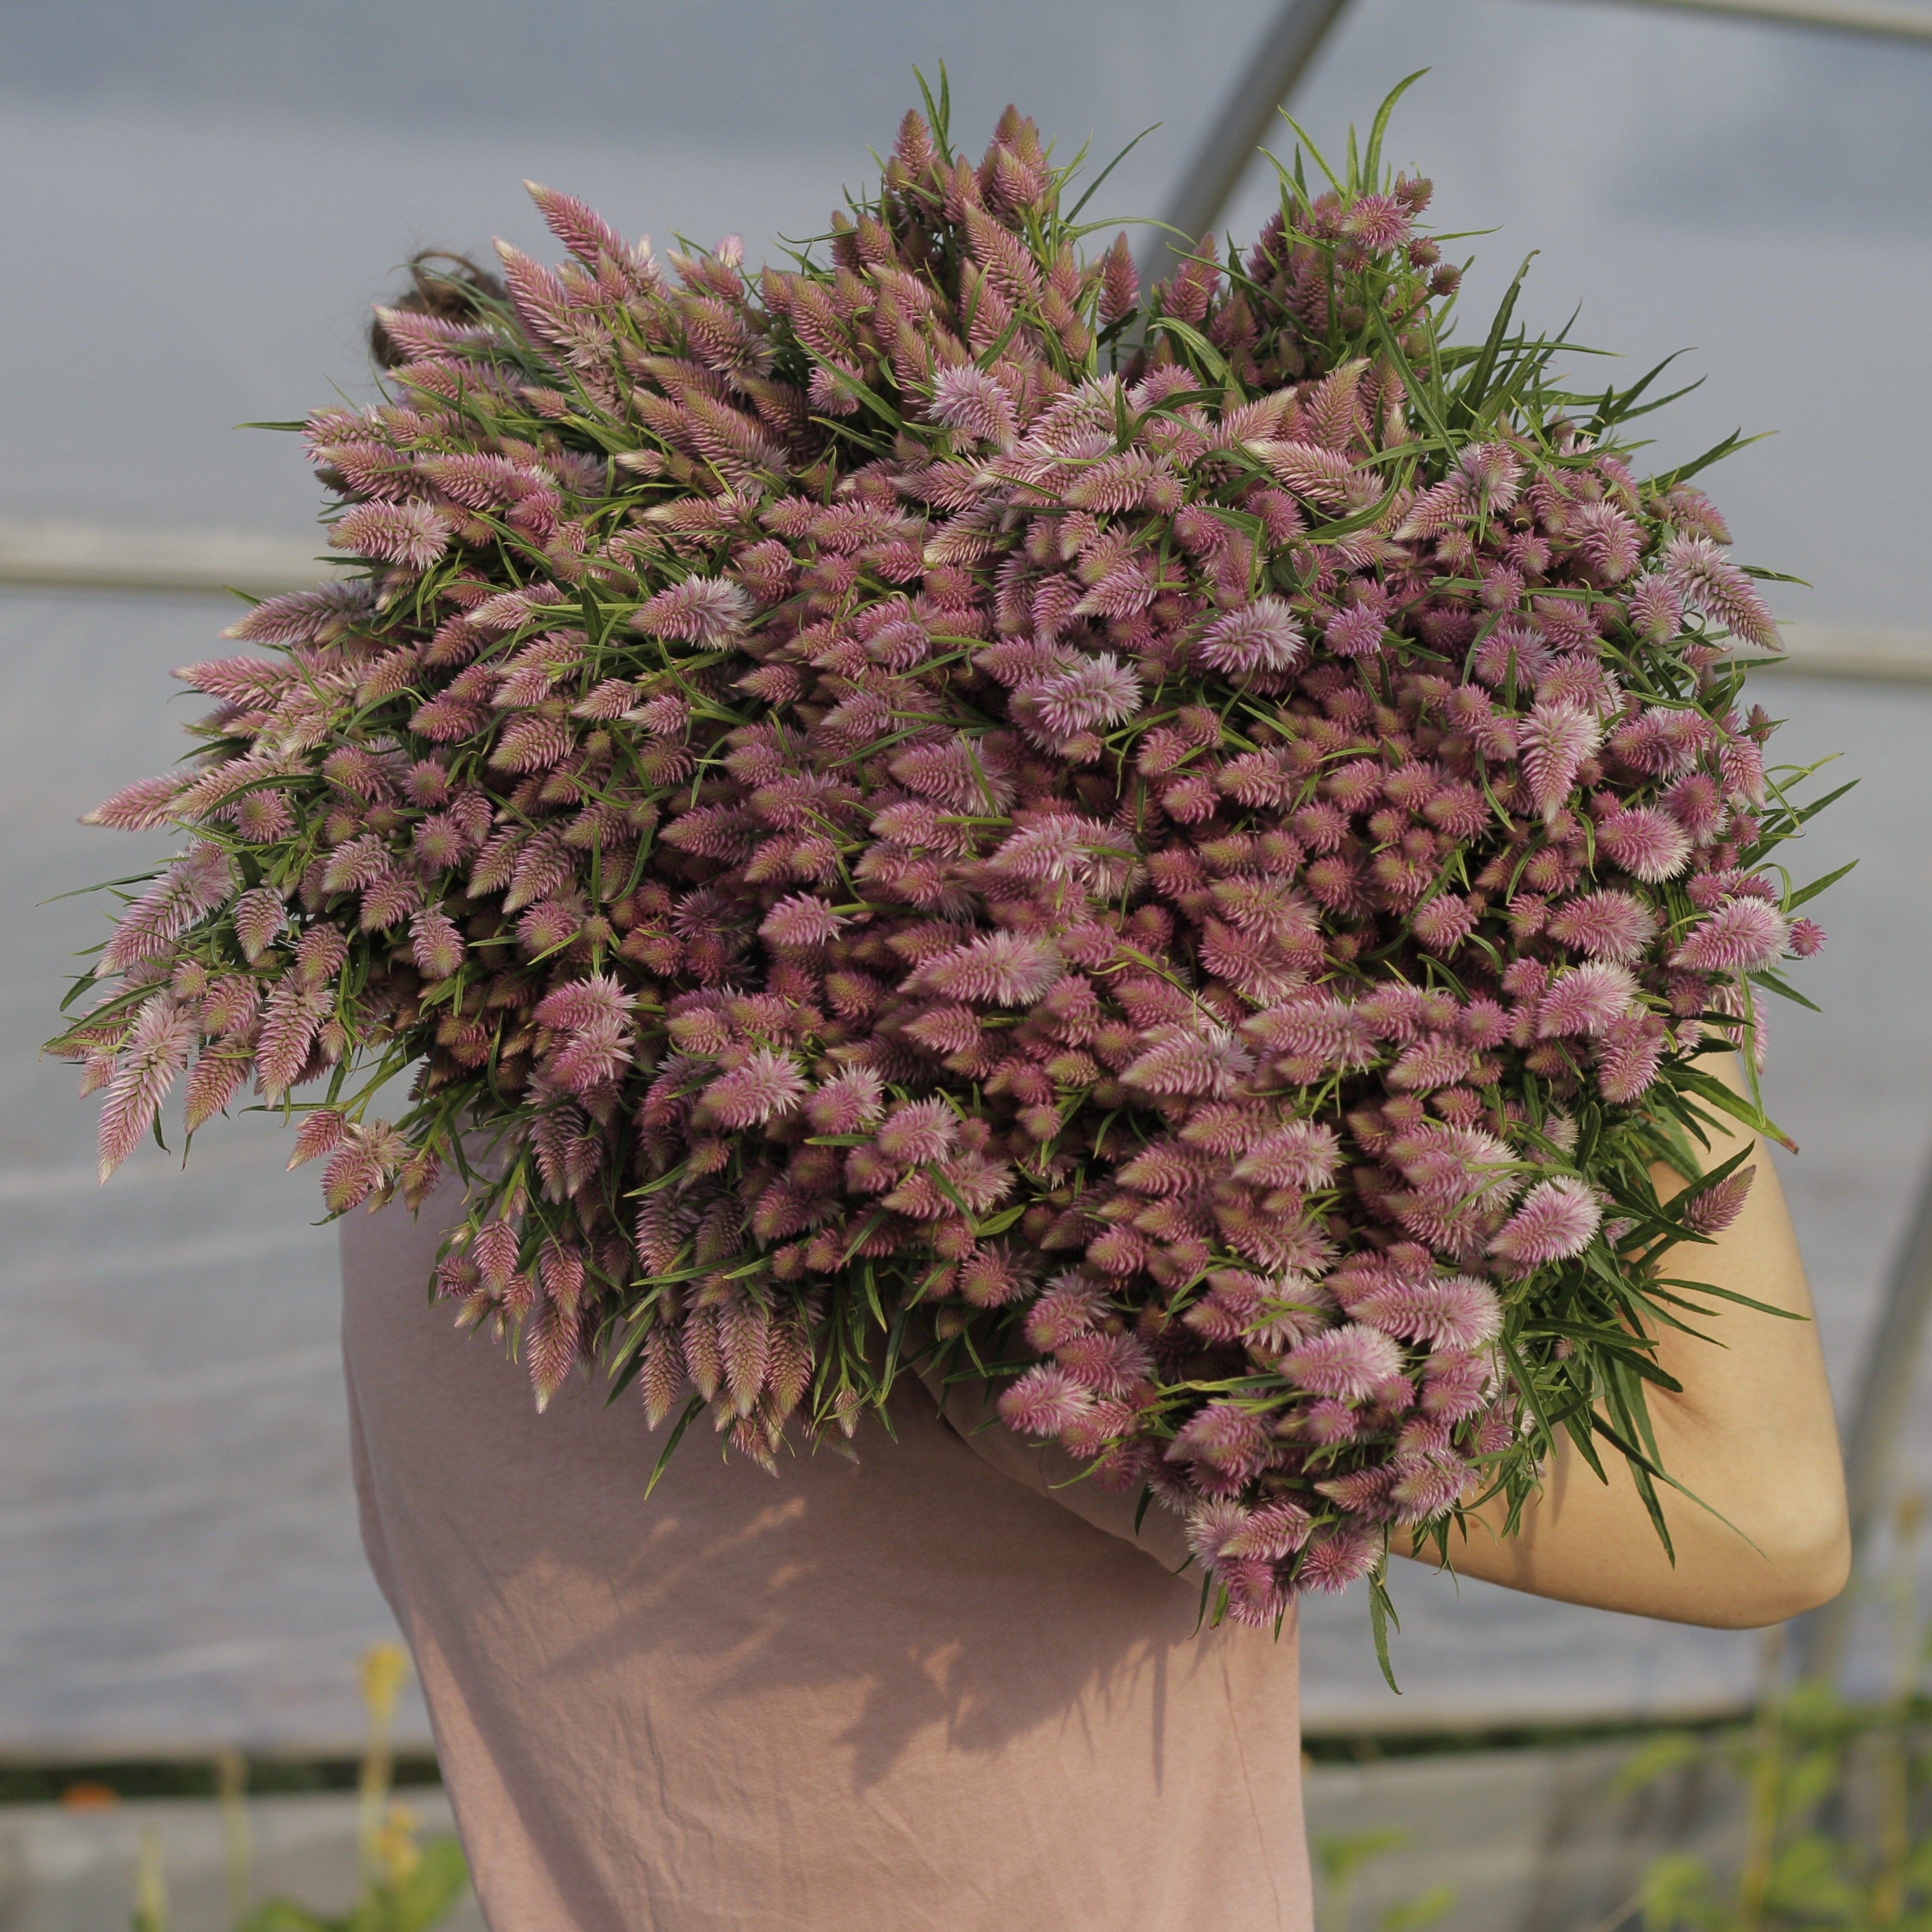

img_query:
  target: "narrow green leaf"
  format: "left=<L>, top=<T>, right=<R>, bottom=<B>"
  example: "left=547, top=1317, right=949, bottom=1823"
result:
left=643, top=1393, right=705, bottom=1501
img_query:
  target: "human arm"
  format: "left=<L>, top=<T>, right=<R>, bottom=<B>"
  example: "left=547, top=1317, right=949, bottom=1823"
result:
left=914, top=1357, right=1195, bottom=1571
left=1398, top=1058, right=1851, bottom=1627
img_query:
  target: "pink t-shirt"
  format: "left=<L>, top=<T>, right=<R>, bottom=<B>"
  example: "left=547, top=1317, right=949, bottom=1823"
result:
left=341, top=1190, right=1312, bottom=1931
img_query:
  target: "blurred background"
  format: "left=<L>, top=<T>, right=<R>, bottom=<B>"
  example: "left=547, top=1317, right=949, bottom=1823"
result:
left=2, top=1, right=1929, bottom=1923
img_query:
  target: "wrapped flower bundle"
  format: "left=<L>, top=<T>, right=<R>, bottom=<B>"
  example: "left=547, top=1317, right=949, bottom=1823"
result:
left=54, top=83, right=1837, bottom=1640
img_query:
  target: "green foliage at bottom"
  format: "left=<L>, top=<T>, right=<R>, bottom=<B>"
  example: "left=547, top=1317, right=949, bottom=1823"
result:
left=129, top=1646, right=470, bottom=1932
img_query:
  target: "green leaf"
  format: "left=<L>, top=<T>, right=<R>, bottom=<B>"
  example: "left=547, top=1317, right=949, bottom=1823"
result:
left=1671, top=1063, right=1795, bottom=1153
left=237, top=1904, right=340, bottom=1932
left=1612, top=1730, right=1704, bottom=1796
left=1640, top=1850, right=1718, bottom=1929
left=1747, top=969, right=1820, bottom=1014
left=1453, top=253, right=1537, bottom=426
left=1315, top=1829, right=1409, bottom=1889
left=1362, top=71, right=1429, bottom=186
left=643, top=1393, right=705, bottom=1501
left=1144, top=313, right=1232, bottom=387
left=386, top=1835, right=471, bottom=1931
left=1368, top=1566, right=1402, bottom=1695
left=1065, top=124, right=1161, bottom=223
left=1652, top=425, right=1771, bottom=491
left=1786, top=858, right=1856, bottom=912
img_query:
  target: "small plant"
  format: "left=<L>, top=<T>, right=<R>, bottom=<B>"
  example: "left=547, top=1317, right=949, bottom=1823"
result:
left=1622, top=1501, right=1932, bottom=1930
left=128, top=1646, right=470, bottom=1932
left=1314, top=1827, right=1456, bottom=1932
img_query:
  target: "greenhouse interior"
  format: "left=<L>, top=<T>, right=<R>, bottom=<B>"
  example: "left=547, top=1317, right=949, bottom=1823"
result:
left=2, top=1, right=1930, bottom=1925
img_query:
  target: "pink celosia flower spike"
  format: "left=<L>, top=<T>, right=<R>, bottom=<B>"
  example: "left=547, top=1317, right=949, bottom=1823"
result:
left=1517, top=700, right=1602, bottom=823
left=1596, top=806, right=1692, bottom=884
left=1671, top=898, right=1788, bottom=974
left=97, top=996, right=198, bottom=1180
left=1281, top=1324, right=1406, bottom=1402
left=694, top=1049, right=808, bottom=1129
left=1660, top=533, right=1779, bottom=650
left=634, top=576, right=752, bottom=644
left=1489, top=1177, right=1602, bottom=1270
left=1537, top=962, right=1639, bottom=1039
left=927, top=365, right=1021, bottom=449
left=1683, top=1165, right=1755, bottom=1236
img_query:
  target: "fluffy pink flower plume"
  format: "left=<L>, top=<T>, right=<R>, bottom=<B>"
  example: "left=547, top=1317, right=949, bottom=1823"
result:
left=1682, top=1165, right=1755, bottom=1236
left=1282, top=1324, right=1407, bottom=1401
left=1518, top=701, right=1602, bottom=823
left=1596, top=807, right=1693, bottom=884
left=1198, top=598, right=1307, bottom=675
left=1543, top=891, right=1656, bottom=962
left=1671, top=898, right=1790, bottom=973
left=927, top=365, right=1021, bottom=449
left=1537, top=962, right=1639, bottom=1039
left=1489, top=1178, right=1603, bottom=1270
left=53, top=91, right=1839, bottom=1628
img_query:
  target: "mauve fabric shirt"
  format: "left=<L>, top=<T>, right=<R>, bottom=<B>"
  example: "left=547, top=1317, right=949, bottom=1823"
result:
left=341, top=1189, right=1313, bottom=1931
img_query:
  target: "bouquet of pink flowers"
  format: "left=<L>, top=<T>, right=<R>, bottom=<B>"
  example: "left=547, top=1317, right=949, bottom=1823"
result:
left=53, top=81, right=1834, bottom=1649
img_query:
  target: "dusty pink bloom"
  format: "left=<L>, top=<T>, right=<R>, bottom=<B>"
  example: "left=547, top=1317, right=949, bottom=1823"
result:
left=1596, top=1011, right=1669, bottom=1103
left=54, top=101, right=1837, bottom=1624
left=1342, top=1272, right=1502, bottom=1352
left=1489, top=1177, right=1602, bottom=1269
left=95, top=995, right=198, bottom=1179
left=695, top=1048, right=808, bottom=1128
left=524, top=180, right=627, bottom=265
left=330, top=500, right=452, bottom=569
left=806, top=1068, right=886, bottom=1134
left=633, top=576, right=751, bottom=644
left=1231, top=1120, right=1342, bottom=1190
left=97, top=845, right=235, bottom=976
left=874, top=1097, right=959, bottom=1164
left=1388, top=1450, right=1473, bottom=1524
left=1596, top=807, right=1693, bottom=883
left=999, top=1363, right=1094, bottom=1435
left=1543, top=890, right=1656, bottom=962
left=1518, top=700, right=1602, bottom=822
left=1537, top=962, right=1639, bottom=1039
left=1410, top=893, right=1477, bottom=956
left=409, top=907, right=466, bottom=981
left=286, top=1107, right=348, bottom=1169
left=1569, top=500, right=1642, bottom=582
left=758, top=894, right=849, bottom=950
left=1682, top=1165, right=1755, bottom=1236
left=1282, top=1323, right=1407, bottom=1401
left=1660, top=533, right=1778, bottom=650
left=1023, top=654, right=1143, bottom=735
left=927, top=365, right=1020, bottom=448
left=232, top=886, right=287, bottom=964
left=1167, top=1401, right=1269, bottom=1475
left=1297, top=1526, right=1380, bottom=1594
left=1122, top=1023, right=1256, bottom=1098
left=1671, top=898, right=1788, bottom=973
left=1197, top=597, right=1306, bottom=675
left=534, top=973, right=634, bottom=1034
left=917, top=930, right=1063, bottom=1005
left=83, top=772, right=189, bottom=831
